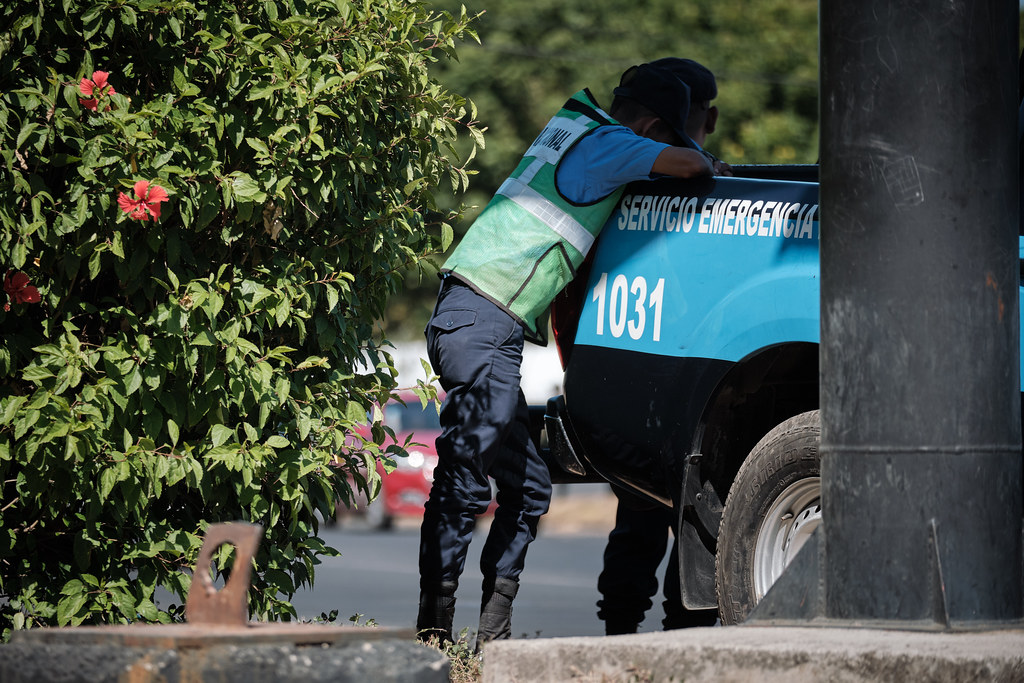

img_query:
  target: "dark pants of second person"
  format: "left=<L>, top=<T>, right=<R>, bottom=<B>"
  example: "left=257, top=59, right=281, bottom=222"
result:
left=597, top=494, right=717, bottom=634
left=417, top=278, right=552, bottom=643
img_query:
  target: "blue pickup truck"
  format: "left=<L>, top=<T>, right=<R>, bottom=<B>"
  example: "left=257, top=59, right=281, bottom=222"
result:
left=541, top=163, right=1021, bottom=624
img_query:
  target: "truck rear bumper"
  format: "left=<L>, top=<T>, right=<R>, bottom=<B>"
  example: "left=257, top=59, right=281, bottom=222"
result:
left=529, top=396, right=606, bottom=484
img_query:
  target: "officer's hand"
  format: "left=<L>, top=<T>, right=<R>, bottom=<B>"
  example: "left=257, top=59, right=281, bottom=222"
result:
left=713, top=160, right=733, bottom=177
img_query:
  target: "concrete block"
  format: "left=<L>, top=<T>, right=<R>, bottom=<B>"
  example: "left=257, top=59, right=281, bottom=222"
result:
left=481, top=625, right=1024, bottom=683
left=0, top=638, right=449, bottom=683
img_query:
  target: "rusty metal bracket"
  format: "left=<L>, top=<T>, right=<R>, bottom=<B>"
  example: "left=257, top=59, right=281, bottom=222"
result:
left=185, top=522, right=263, bottom=626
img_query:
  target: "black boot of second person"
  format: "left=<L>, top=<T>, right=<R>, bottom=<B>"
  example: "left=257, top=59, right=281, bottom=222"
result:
left=475, top=576, right=519, bottom=652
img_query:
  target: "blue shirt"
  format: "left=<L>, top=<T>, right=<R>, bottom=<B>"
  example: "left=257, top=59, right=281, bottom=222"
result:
left=555, top=125, right=671, bottom=204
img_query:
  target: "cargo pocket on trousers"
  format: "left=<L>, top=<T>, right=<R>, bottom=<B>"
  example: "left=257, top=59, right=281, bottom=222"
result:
left=429, top=309, right=477, bottom=334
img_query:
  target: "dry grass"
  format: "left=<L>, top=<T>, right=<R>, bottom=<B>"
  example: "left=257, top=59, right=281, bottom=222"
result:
left=421, top=629, right=482, bottom=683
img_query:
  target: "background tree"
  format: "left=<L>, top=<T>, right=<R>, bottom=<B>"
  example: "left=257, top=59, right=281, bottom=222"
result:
left=0, top=0, right=480, bottom=636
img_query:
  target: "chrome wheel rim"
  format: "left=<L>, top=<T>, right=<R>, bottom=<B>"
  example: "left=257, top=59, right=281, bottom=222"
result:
left=752, top=477, right=821, bottom=601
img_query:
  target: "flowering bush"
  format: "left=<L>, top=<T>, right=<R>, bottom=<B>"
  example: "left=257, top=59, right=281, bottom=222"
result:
left=0, top=0, right=481, bottom=635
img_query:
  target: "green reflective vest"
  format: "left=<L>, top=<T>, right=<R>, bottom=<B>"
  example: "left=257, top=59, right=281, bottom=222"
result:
left=443, top=89, right=626, bottom=345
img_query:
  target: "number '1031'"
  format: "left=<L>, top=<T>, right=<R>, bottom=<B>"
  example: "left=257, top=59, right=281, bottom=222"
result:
left=591, top=272, right=665, bottom=342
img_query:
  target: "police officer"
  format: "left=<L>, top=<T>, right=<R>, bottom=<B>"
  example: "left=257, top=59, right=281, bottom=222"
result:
left=416, top=60, right=731, bottom=650
left=596, top=58, right=724, bottom=636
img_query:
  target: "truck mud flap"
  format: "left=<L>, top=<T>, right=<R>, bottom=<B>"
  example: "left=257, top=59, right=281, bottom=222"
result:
left=678, top=453, right=722, bottom=609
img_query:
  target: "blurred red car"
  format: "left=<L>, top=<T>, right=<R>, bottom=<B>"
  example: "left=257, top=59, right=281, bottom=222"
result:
left=334, top=393, right=496, bottom=530
left=331, top=394, right=440, bottom=529
left=370, top=396, right=442, bottom=528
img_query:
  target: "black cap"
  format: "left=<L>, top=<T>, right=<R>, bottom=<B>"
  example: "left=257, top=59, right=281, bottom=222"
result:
left=613, top=63, right=695, bottom=149
left=647, top=57, right=717, bottom=102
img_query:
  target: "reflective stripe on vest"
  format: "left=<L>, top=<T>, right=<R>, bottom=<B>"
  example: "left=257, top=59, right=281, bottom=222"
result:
left=495, top=176, right=596, bottom=257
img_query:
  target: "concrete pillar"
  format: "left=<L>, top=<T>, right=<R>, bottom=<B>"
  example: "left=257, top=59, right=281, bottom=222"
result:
left=819, top=0, right=1022, bottom=623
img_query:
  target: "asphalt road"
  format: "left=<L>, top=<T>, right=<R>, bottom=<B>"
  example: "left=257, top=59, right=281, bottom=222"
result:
left=289, top=514, right=672, bottom=640
left=151, top=487, right=675, bottom=639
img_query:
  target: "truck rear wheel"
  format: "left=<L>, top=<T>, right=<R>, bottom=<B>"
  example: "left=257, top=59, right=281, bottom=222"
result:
left=715, top=410, right=821, bottom=624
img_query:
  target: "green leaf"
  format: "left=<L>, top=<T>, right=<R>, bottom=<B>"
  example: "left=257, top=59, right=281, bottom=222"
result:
left=246, top=137, right=270, bottom=156
left=324, top=283, right=339, bottom=313
left=111, top=589, right=137, bottom=620
left=16, top=122, right=39, bottom=149
left=88, top=247, right=103, bottom=280
left=210, top=424, right=234, bottom=448
left=167, top=419, right=180, bottom=447
left=99, top=465, right=119, bottom=500
left=14, top=409, right=41, bottom=440
left=265, top=435, right=290, bottom=449
left=125, top=367, right=143, bottom=396
left=56, top=592, right=88, bottom=626
left=10, top=241, right=26, bottom=269
left=242, top=421, right=258, bottom=443
left=345, top=400, right=367, bottom=424
left=172, top=66, right=187, bottom=92
left=230, top=173, right=267, bottom=202
left=297, top=413, right=311, bottom=441
left=153, top=151, right=174, bottom=168
left=21, top=365, right=54, bottom=382
left=275, top=377, right=290, bottom=405
left=136, top=597, right=159, bottom=621
left=192, top=330, right=217, bottom=346
left=441, top=223, right=454, bottom=252
left=110, top=230, right=125, bottom=259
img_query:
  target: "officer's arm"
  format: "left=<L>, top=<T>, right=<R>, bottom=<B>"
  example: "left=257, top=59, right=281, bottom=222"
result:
left=651, top=147, right=716, bottom=178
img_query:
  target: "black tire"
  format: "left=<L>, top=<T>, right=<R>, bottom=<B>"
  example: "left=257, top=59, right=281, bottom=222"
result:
left=715, top=410, right=821, bottom=624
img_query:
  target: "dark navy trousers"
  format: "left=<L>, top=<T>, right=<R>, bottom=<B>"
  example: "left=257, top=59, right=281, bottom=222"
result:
left=597, top=500, right=678, bottom=630
left=419, top=279, right=552, bottom=590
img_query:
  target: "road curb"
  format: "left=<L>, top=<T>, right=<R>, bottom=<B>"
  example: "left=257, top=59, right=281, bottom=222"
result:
left=481, top=624, right=1024, bottom=682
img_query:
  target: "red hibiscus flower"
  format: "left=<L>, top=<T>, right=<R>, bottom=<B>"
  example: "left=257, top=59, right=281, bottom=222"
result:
left=79, top=70, right=116, bottom=111
left=3, top=271, right=41, bottom=312
left=117, top=180, right=169, bottom=221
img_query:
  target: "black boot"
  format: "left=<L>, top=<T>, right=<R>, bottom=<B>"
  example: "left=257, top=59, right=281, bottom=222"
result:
left=416, top=580, right=458, bottom=644
left=475, top=576, right=518, bottom=652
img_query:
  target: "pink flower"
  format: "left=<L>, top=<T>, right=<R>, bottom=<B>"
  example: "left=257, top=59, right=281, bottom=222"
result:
left=4, top=271, right=41, bottom=311
left=79, top=70, right=116, bottom=111
left=117, top=180, right=169, bottom=221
